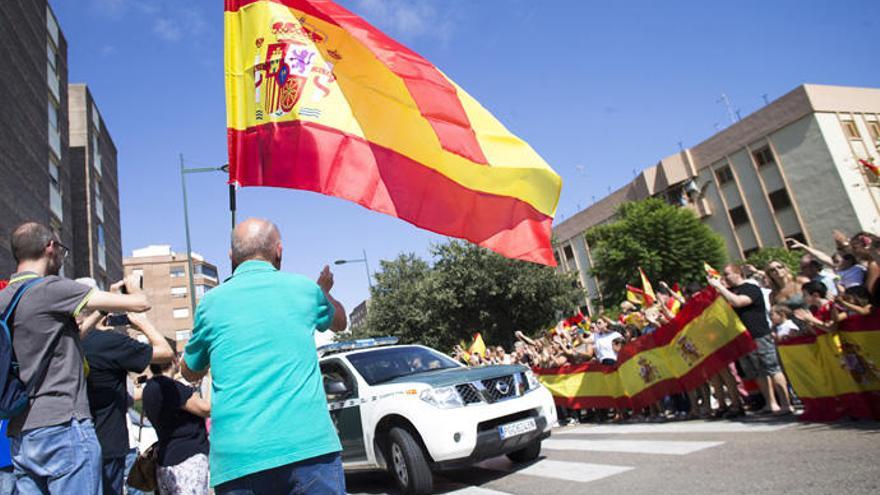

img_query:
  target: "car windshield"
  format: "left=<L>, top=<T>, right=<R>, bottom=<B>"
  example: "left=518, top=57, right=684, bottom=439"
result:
left=346, top=346, right=462, bottom=385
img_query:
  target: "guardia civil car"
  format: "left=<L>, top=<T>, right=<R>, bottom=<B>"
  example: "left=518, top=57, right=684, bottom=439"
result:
left=318, top=337, right=557, bottom=495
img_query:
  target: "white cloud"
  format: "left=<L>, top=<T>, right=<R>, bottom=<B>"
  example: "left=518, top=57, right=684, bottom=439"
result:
left=353, top=0, right=454, bottom=42
left=153, top=18, right=182, bottom=42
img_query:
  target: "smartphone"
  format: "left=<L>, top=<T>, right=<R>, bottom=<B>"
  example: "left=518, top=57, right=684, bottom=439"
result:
left=136, top=375, right=147, bottom=384
left=106, top=313, right=131, bottom=326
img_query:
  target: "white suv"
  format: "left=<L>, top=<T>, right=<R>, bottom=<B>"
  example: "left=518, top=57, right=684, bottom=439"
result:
left=318, top=338, right=557, bottom=495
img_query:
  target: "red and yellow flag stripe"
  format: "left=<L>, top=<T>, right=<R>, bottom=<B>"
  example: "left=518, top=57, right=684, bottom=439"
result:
left=534, top=288, right=755, bottom=410
left=225, top=0, right=561, bottom=265
left=778, top=314, right=880, bottom=421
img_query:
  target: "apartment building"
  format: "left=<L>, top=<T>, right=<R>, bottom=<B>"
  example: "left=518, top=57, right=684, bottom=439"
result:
left=554, top=84, right=880, bottom=314
left=0, top=2, right=73, bottom=275
left=123, top=245, right=220, bottom=350
left=0, top=3, right=122, bottom=283
left=69, top=84, right=123, bottom=286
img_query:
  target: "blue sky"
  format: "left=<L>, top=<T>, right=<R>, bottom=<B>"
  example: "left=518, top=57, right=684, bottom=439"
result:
left=51, top=0, right=880, bottom=316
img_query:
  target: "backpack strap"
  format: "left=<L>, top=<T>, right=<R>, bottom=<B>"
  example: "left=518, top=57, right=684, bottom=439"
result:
left=1, top=278, right=42, bottom=329
left=1, top=278, right=56, bottom=396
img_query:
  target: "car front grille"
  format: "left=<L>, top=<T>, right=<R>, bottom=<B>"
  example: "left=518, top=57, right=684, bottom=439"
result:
left=455, top=383, right=483, bottom=404
left=481, top=375, right=517, bottom=403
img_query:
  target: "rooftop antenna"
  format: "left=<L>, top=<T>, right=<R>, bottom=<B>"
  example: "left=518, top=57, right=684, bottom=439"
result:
left=677, top=141, right=684, bottom=152
left=735, top=109, right=742, bottom=121
left=761, top=93, right=770, bottom=105
left=717, top=93, right=737, bottom=124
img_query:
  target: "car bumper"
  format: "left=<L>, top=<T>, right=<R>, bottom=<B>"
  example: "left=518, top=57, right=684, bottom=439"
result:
left=433, top=416, right=550, bottom=470
left=413, top=386, right=557, bottom=464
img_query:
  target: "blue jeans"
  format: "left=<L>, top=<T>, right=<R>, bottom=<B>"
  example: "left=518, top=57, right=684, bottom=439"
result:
left=215, top=452, right=345, bottom=495
left=10, top=419, right=102, bottom=495
left=0, top=466, right=15, bottom=494
left=102, top=456, right=125, bottom=495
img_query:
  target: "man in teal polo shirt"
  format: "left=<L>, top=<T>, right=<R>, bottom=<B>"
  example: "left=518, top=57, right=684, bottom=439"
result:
left=181, top=218, right=347, bottom=494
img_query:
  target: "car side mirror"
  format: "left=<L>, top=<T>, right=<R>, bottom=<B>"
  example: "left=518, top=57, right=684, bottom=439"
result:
left=324, top=379, right=348, bottom=396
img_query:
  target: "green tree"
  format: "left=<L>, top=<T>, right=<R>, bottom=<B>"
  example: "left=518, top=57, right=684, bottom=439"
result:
left=745, top=246, right=804, bottom=274
left=585, top=198, right=727, bottom=307
left=363, top=241, right=583, bottom=351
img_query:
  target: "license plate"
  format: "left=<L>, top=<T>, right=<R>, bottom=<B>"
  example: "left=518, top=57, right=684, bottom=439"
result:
left=498, top=418, right=537, bottom=440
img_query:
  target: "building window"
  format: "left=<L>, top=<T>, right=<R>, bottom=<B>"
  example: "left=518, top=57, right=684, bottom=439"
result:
left=841, top=120, right=860, bottom=140
left=788, top=232, right=807, bottom=245
left=92, top=133, right=102, bottom=177
left=49, top=159, right=62, bottom=221
left=868, top=121, right=880, bottom=144
left=170, top=287, right=188, bottom=298
left=554, top=251, right=561, bottom=266
left=94, top=180, right=104, bottom=222
left=97, top=224, right=106, bottom=269
left=170, top=265, right=186, bottom=278
left=172, top=308, right=190, bottom=319
left=195, top=284, right=211, bottom=298
left=175, top=330, right=192, bottom=342
left=563, top=245, right=575, bottom=262
left=715, top=165, right=734, bottom=185
left=752, top=146, right=775, bottom=168
left=728, top=206, right=749, bottom=227
left=768, top=189, right=792, bottom=212
left=194, top=264, right=218, bottom=280
left=743, top=247, right=760, bottom=258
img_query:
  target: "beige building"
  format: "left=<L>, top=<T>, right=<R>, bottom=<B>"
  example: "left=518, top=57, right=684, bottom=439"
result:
left=123, top=245, right=220, bottom=350
left=554, top=84, right=880, bottom=314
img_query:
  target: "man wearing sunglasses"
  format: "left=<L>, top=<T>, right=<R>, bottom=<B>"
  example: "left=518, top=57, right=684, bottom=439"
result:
left=0, top=222, right=152, bottom=495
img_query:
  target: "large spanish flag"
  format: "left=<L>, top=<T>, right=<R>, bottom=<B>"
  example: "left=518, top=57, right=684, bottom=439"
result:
left=778, top=314, right=880, bottom=421
left=224, top=0, right=562, bottom=265
left=534, top=288, right=755, bottom=410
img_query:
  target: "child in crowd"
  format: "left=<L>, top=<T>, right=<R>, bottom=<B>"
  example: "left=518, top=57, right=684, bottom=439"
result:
left=770, top=304, right=801, bottom=342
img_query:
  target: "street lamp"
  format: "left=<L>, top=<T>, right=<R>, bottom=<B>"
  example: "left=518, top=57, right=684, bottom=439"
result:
left=334, top=249, right=373, bottom=289
left=179, top=154, right=236, bottom=316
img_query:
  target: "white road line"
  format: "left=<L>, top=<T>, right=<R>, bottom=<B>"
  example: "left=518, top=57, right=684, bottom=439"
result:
left=477, top=457, right=633, bottom=484
left=543, top=438, right=724, bottom=455
left=558, top=421, right=795, bottom=435
left=440, top=486, right=513, bottom=495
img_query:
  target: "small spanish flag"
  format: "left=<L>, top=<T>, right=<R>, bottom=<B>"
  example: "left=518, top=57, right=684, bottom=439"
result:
left=859, top=159, right=880, bottom=176
left=469, top=332, right=487, bottom=358
left=704, top=262, right=721, bottom=279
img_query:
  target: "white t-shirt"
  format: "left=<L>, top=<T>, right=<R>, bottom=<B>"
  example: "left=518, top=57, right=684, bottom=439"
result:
left=594, top=331, right=623, bottom=362
left=774, top=320, right=800, bottom=340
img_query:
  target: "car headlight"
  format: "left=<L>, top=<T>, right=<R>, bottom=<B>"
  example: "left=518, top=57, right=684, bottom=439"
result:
left=524, top=370, right=542, bottom=391
left=419, top=386, right=465, bottom=409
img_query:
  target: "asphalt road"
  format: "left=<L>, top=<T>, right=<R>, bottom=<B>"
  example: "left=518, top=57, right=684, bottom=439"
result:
left=346, top=416, right=880, bottom=495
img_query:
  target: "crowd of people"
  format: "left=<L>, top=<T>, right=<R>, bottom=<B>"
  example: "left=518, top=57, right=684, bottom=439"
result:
left=455, top=230, right=880, bottom=424
left=0, top=219, right=347, bottom=495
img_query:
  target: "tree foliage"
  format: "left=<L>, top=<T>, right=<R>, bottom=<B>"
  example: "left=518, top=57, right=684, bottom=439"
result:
left=361, top=241, right=584, bottom=351
left=585, top=198, right=727, bottom=307
left=745, top=246, right=804, bottom=274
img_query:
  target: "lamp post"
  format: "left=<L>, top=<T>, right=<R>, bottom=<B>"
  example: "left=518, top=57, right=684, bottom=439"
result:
left=179, top=154, right=234, bottom=316
left=334, top=249, right=373, bottom=289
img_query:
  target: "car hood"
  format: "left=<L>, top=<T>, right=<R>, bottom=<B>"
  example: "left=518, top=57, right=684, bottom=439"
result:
left=384, top=364, right=527, bottom=388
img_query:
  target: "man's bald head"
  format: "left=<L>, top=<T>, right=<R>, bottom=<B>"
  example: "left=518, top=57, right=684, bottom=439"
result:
left=231, top=218, right=282, bottom=269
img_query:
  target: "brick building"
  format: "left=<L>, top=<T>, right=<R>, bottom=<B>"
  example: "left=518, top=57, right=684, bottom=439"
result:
left=0, top=2, right=72, bottom=276
left=123, top=245, right=220, bottom=350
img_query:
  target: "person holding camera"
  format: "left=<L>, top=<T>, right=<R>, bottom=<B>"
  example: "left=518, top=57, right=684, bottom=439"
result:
left=81, top=278, right=174, bottom=495
left=1, top=222, right=153, bottom=495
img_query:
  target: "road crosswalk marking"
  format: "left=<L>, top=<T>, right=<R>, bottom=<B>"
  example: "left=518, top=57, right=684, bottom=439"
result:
left=559, top=421, right=794, bottom=435
left=481, top=458, right=634, bottom=484
left=543, top=438, right=724, bottom=455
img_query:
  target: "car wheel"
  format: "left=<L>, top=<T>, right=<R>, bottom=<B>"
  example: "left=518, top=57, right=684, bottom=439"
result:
left=506, top=439, right=542, bottom=463
left=386, top=427, right=433, bottom=495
